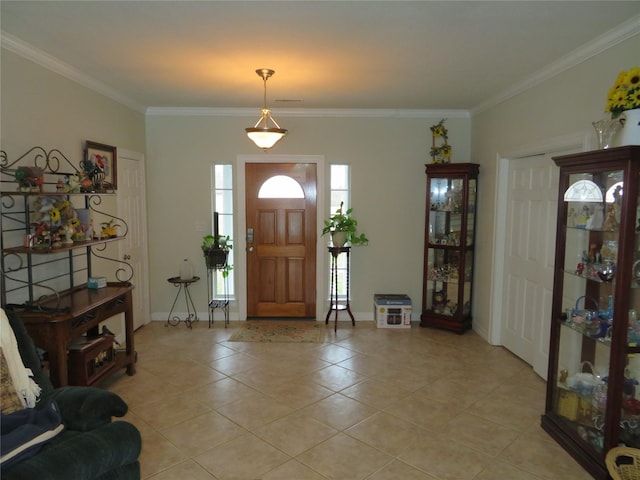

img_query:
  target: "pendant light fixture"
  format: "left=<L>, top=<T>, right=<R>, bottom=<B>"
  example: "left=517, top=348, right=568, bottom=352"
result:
left=245, top=69, right=287, bottom=151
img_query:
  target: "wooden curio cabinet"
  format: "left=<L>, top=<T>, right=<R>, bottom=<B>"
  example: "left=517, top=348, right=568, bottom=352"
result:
left=541, top=146, right=640, bottom=479
left=421, top=163, right=479, bottom=333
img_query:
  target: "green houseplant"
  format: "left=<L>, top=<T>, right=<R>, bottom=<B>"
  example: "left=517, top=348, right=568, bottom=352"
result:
left=322, top=201, right=368, bottom=247
left=201, top=234, right=233, bottom=277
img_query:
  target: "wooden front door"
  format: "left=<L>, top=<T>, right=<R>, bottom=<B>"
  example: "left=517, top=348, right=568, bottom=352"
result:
left=245, top=163, right=317, bottom=317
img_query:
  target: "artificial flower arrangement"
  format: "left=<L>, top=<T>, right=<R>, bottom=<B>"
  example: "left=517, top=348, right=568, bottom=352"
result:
left=14, top=166, right=44, bottom=192
left=605, top=67, right=640, bottom=118
left=100, top=219, right=120, bottom=238
left=430, top=118, right=452, bottom=164
left=68, top=217, right=87, bottom=242
left=29, top=197, right=80, bottom=248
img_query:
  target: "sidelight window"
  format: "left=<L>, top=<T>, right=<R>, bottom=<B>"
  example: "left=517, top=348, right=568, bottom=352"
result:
left=329, top=164, right=350, bottom=299
left=211, top=164, right=234, bottom=297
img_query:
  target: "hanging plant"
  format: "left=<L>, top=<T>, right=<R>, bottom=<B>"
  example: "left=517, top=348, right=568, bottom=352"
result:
left=201, top=234, right=233, bottom=277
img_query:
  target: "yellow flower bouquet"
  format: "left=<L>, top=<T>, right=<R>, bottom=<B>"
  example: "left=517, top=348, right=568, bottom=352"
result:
left=430, top=118, right=451, bottom=163
left=605, top=67, right=640, bottom=118
left=430, top=119, right=448, bottom=139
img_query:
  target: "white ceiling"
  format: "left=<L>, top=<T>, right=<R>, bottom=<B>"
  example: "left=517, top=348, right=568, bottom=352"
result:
left=2, top=1, right=639, bottom=113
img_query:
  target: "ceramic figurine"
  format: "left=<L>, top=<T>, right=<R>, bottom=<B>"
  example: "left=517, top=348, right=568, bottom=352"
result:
left=587, top=204, right=604, bottom=230
left=603, top=205, right=618, bottom=231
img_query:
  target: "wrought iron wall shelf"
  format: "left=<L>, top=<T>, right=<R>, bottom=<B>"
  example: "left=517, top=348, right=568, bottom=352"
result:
left=1, top=146, right=131, bottom=309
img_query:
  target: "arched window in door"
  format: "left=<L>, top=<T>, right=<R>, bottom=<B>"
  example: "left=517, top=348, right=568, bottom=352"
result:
left=258, top=175, right=305, bottom=198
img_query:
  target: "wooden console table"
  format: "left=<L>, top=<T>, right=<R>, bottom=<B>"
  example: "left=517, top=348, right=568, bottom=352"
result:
left=15, top=282, right=136, bottom=388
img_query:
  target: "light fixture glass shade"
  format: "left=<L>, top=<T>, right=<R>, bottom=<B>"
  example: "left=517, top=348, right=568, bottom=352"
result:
left=246, top=128, right=287, bottom=150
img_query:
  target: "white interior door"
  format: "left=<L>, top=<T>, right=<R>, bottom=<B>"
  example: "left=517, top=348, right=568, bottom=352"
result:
left=117, top=149, right=150, bottom=330
left=500, top=153, right=560, bottom=378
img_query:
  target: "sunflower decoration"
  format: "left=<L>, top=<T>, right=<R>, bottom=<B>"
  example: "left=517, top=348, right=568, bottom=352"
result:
left=430, top=119, right=449, bottom=140
left=100, top=219, right=120, bottom=238
left=69, top=217, right=81, bottom=235
left=56, top=200, right=76, bottom=223
left=605, top=67, right=640, bottom=118
left=69, top=217, right=86, bottom=241
left=430, top=118, right=452, bottom=164
left=438, top=144, right=452, bottom=160
left=49, top=207, right=61, bottom=224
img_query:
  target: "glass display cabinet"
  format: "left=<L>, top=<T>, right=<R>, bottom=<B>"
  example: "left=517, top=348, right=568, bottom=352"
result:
left=542, top=146, right=640, bottom=479
left=421, top=163, right=479, bottom=333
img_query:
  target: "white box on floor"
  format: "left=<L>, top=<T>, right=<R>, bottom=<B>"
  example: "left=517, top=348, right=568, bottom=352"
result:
left=374, top=294, right=412, bottom=328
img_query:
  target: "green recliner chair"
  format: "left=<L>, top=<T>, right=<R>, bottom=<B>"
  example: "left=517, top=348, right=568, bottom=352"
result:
left=2, top=309, right=141, bottom=480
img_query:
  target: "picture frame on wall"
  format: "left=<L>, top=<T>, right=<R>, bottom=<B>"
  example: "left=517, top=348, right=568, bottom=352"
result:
left=84, top=141, right=117, bottom=191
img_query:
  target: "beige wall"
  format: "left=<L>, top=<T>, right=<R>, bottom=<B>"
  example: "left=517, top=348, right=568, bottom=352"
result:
left=145, top=113, right=472, bottom=318
left=470, top=35, right=640, bottom=340
left=1, top=50, right=145, bottom=157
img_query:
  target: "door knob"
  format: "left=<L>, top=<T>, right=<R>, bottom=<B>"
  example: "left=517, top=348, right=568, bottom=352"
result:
left=247, top=246, right=254, bottom=252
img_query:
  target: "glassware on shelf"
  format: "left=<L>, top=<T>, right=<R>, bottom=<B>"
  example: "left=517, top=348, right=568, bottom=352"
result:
left=592, top=117, right=623, bottom=149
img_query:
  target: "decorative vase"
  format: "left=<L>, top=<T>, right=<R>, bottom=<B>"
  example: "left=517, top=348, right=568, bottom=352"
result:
left=592, top=118, right=623, bottom=149
left=331, top=231, right=347, bottom=247
left=179, top=259, right=194, bottom=280
left=617, top=108, right=640, bottom=146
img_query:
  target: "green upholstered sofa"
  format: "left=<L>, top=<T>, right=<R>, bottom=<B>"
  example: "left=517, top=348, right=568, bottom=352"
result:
left=3, top=308, right=141, bottom=480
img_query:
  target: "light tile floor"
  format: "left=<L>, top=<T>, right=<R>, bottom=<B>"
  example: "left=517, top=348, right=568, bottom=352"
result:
left=103, top=320, right=591, bottom=480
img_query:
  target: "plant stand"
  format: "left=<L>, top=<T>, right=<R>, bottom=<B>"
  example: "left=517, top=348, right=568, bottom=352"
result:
left=166, top=276, right=200, bottom=329
left=325, top=246, right=355, bottom=333
left=207, top=267, right=229, bottom=328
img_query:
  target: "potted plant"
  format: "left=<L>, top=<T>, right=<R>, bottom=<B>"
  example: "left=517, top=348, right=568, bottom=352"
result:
left=201, top=234, right=233, bottom=276
left=322, top=201, right=368, bottom=247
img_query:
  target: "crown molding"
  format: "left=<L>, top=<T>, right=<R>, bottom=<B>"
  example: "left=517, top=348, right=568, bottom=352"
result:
left=4, top=11, right=637, bottom=120
left=144, top=106, right=470, bottom=119
left=1, top=31, right=147, bottom=113
left=471, top=14, right=640, bottom=115
left=499, top=132, right=585, bottom=160
left=1, top=29, right=469, bottom=120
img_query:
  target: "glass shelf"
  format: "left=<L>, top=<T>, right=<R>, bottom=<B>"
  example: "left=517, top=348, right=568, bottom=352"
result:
left=561, top=318, right=612, bottom=347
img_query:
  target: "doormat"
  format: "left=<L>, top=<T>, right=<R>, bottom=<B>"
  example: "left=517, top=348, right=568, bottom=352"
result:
left=227, top=321, right=325, bottom=343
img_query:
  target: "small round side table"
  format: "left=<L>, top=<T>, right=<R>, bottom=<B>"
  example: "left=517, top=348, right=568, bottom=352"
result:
left=166, top=276, right=200, bottom=329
